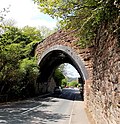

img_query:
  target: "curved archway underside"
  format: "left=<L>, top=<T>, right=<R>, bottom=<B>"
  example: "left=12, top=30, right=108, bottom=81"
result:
left=38, top=45, right=88, bottom=83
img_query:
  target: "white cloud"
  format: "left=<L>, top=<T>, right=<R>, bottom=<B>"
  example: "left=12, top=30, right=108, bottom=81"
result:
left=64, top=64, right=80, bottom=78
left=0, top=0, right=57, bottom=29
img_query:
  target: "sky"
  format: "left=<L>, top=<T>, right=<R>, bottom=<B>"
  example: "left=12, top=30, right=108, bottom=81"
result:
left=65, top=64, right=80, bottom=78
left=0, top=0, right=57, bottom=29
left=61, top=63, right=80, bottom=78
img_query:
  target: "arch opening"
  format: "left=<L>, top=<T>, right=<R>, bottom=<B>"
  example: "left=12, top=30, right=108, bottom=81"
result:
left=58, top=63, right=80, bottom=79
left=37, top=45, right=88, bottom=97
left=39, top=50, right=84, bottom=82
left=56, top=63, right=83, bottom=90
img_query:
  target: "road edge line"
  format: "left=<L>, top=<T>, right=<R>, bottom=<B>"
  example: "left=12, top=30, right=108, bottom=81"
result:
left=69, top=101, right=75, bottom=124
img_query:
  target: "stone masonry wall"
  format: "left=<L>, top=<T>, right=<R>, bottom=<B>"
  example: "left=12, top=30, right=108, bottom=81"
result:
left=87, top=26, right=120, bottom=124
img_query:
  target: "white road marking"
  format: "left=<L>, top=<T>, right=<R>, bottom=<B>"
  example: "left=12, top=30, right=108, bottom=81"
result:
left=68, top=101, right=75, bottom=124
left=21, top=104, right=42, bottom=115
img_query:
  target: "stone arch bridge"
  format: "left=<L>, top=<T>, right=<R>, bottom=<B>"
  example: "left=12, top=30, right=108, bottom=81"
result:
left=35, top=30, right=120, bottom=124
left=35, top=30, right=93, bottom=104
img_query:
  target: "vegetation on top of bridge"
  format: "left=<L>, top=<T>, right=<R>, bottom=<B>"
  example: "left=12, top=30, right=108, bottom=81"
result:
left=34, top=0, right=119, bottom=48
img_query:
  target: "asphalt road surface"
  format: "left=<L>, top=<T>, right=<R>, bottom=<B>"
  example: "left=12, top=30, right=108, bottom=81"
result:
left=0, top=88, right=90, bottom=124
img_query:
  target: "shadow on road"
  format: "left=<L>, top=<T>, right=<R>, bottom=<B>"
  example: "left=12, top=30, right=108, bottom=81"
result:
left=0, top=88, right=83, bottom=124
left=0, top=96, right=69, bottom=124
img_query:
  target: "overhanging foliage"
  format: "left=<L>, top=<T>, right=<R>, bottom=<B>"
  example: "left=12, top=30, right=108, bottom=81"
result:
left=34, top=0, right=120, bottom=47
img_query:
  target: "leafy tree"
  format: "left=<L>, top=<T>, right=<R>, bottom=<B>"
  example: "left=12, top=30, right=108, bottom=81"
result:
left=34, top=0, right=119, bottom=47
left=58, top=64, right=66, bottom=74
left=61, top=78, right=67, bottom=88
left=68, top=81, right=78, bottom=87
left=22, top=26, right=42, bottom=41
left=38, top=26, right=56, bottom=38
left=0, top=25, right=42, bottom=101
left=53, top=68, right=66, bottom=86
left=21, top=26, right=43, bottom=57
